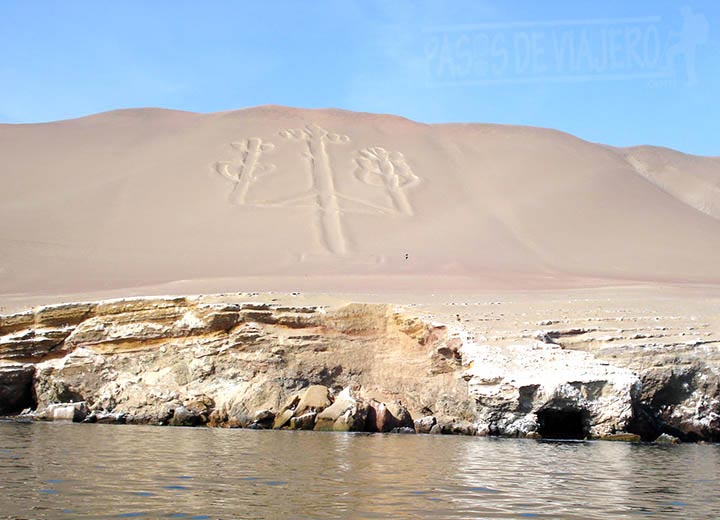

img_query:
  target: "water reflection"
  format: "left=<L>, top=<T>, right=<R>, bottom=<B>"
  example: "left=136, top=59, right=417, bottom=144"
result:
left=0, top=423, right=718, bottom=519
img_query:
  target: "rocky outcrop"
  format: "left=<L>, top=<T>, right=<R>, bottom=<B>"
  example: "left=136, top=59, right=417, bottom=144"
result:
left=1, top=294, right=719, bottom=442
left=367, top=400, right=414, bottom=432
left=36, top=401, right=88, bottom=422
left=451, top=300, right=720, bottom=442
left=314, top=388, right=368, bottom=431
left=273, top=385, right=332, bottom=429
left=630, top=364, right=720, bottom=442
left=0, top=364, right=35, bottom=414
left=460, top=337, right=639, bottom=439
left=0, top=297, right=464, bottom=429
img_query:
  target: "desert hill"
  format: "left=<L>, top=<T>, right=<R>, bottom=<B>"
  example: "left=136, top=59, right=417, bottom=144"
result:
left=1, top=106, right=719, bottom=303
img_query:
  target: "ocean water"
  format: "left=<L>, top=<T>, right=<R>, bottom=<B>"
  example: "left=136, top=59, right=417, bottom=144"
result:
left=0, top=422, right=718, bottom=519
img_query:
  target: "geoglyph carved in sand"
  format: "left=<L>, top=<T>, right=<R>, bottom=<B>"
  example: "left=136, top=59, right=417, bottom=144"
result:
left=216, top=124, right=420, bottom=255
left=279, top=123, right=352, bottom=255
left=216, top=138, right=276, bottom=205
left=354, top=147, right=420, bottom=216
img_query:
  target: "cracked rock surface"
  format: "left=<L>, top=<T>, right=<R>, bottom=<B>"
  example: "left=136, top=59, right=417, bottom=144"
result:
left=1, top=288, right=718, bottom=442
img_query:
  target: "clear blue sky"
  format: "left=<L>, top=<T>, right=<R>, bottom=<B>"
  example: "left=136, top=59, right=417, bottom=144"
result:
left=1, top=0, right=718, bottom=155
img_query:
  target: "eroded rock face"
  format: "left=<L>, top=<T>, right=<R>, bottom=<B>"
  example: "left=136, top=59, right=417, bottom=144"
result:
left=366, top=400, right=414, bottom=433
left=631, top=364, right=720, bottom=441
left=0, top=298, right=464, bottom=430
left=414, top=415, right=437, bottom=434
left=0, top=364, right=35, bottom=414
left=314, top=388, right=368, bottom=432
left=459, top=334, right=640, bottom=439
left=453, top=302, right=720, bottom=442
left=0, top=294, right=718, bottom=442
left=254, top=385, right=417, bottom=433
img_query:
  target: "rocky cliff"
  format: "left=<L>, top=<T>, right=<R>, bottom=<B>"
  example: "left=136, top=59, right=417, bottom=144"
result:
left=1, top=293, right=718, bottom=442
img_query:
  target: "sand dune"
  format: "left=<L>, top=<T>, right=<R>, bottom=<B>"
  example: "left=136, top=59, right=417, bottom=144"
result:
left=621, top=145, right=720, bottom=220
left=1, top=106, right=719, bottom=303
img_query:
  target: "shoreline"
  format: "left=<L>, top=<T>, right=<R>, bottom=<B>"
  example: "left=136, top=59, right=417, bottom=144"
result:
left=1, top=288, right=719, bottom=444
left=0, top=416, right=697, bottom=446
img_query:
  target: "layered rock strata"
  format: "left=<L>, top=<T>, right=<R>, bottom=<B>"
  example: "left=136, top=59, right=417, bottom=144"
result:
left=0, top=295, right=718, bottom=442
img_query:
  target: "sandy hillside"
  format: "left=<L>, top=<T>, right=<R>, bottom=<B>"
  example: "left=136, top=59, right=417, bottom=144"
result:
left=1, top=106, right=719, bottom=305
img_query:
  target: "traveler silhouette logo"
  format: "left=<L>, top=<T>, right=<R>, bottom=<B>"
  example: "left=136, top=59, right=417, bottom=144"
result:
left=666, top=6, right=710, bottom=86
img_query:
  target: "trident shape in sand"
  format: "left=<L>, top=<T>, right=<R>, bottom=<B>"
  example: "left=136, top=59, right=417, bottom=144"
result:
left=216, top=138, right=275, bottom=205
left=216, top=125, right=420, bottom=256
left=354, top=147, right=420, bottom=216
left=279, top=124, right=350, bottom=255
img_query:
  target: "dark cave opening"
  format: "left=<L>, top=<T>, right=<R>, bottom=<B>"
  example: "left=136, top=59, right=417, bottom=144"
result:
left=537, top=408, right=589, bottom=440
left=0, top=371, right=36, bottom=416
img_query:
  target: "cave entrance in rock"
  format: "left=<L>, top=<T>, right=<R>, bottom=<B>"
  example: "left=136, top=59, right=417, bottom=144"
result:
left=537, top=408, right=588, bottom=440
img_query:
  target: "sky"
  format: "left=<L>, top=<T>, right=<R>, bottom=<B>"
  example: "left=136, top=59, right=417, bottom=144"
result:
left=0, top=0, right=718, bottom=155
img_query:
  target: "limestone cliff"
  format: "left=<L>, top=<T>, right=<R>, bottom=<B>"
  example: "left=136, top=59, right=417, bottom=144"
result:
left=0, top=294, right=718, bottom=442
